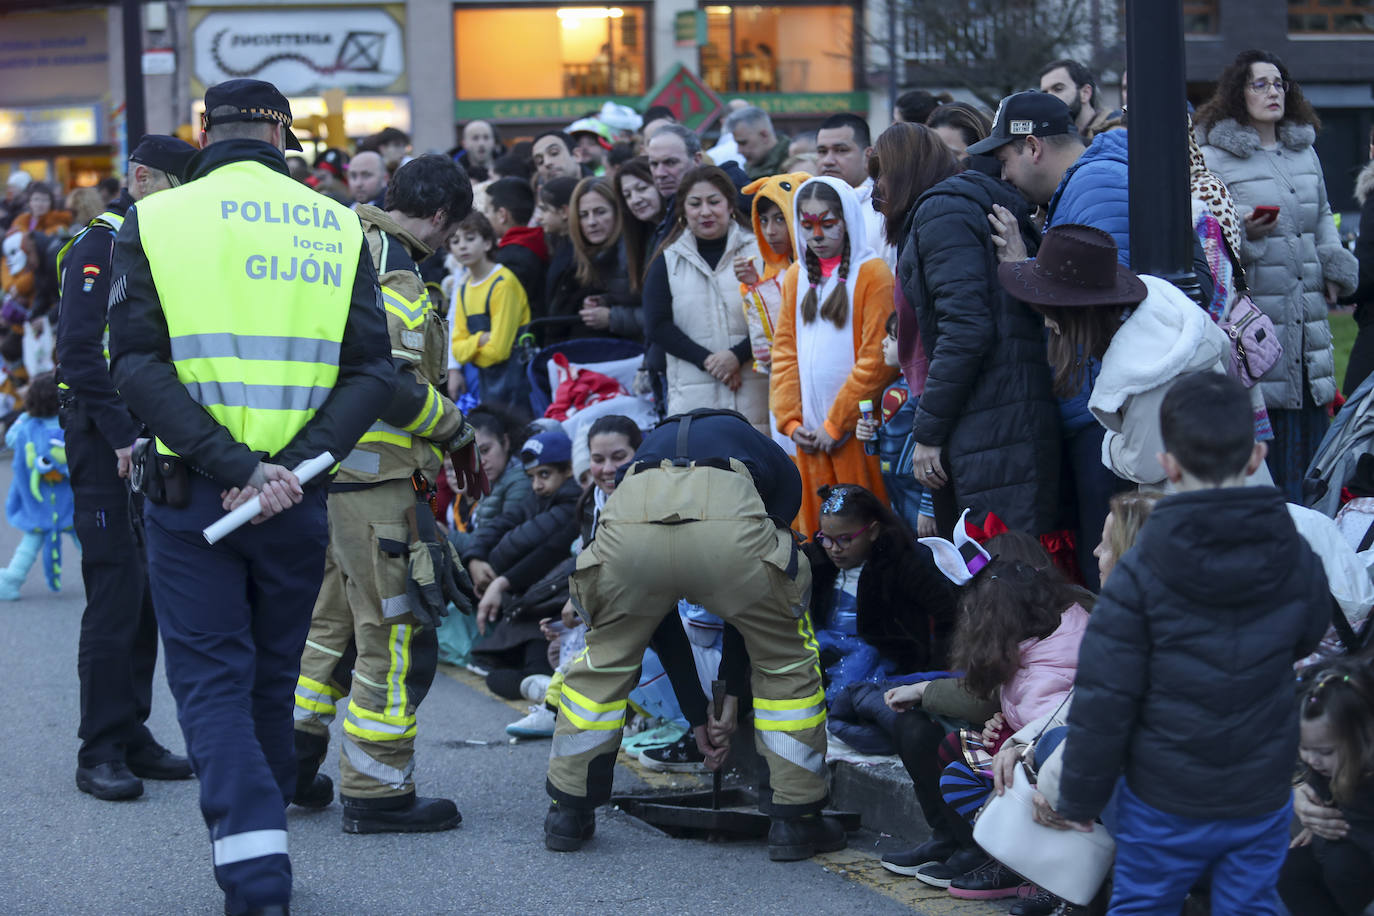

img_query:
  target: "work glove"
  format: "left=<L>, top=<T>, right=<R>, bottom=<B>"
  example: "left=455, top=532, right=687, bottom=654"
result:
left=406, top=537, right=478, bottom=627
left=445, top=422, right=490, bottom=497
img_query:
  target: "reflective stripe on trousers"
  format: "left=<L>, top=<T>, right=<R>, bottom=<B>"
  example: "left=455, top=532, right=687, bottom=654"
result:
left=342, top=739, right=415, bottom=790
left=341, top=624, right=416, bottom=741
left=293, top=675, right=344, bottom=722
left=757, top=728, right=827, bottom=777
left=557, top=683, right=626, bottom=731
left=753, top=688, right=826, bottom=731
left=212, top=828, right=288, bottom=866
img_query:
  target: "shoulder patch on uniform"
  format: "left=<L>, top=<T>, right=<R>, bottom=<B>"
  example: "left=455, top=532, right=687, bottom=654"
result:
left=400, top=329, right=424, bottom=350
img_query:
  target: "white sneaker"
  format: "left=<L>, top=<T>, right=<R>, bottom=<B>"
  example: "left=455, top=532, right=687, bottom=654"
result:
left=506, top=705, right=556, bottom=739
left=520, top=674, right=552, bottom=703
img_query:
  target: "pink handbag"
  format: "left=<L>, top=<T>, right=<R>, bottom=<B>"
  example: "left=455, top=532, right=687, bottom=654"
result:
left=1221, top=294, right=1282, bottom=388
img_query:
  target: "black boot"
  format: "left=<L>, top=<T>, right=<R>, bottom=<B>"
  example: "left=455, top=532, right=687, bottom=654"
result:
left=292, top=772, right=333, bottom=809
left=340, top=792, right=461, bottom=834
left=293, top=731, right=328, bottom=802
left=544, top=801, right=596, bottom=851
left=76, top=762, right=143, bottom=801
left=126, top=742, right=193, bottom=780
left=767, top=814, right=847, bottom=861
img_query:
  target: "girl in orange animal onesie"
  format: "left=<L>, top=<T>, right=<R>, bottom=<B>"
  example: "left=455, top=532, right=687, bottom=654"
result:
left=770, top=176, right=897, bottom=536
left=736, top=170, right=810, bottom=455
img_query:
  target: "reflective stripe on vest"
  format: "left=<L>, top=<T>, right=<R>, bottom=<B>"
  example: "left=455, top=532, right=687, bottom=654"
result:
left=352, top=282, right=434, bottom=453
left=136, top=162, right=360, bottom=456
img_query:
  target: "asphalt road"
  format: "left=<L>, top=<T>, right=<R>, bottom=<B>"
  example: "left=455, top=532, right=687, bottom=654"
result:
left=0, top=463, right=932, bottom=916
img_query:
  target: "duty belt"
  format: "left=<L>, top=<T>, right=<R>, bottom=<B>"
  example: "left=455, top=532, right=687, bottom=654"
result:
left=626, top=456, right=735, bottom=477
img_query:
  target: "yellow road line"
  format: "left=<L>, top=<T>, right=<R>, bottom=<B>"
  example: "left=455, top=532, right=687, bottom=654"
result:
left=814, top=848, right=1012, bottom=914
left=441, top=662, right=998, bottom=911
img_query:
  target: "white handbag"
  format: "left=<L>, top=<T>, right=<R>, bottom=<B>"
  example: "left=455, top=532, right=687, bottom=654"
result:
left=971, top=762, right=1115, bottom=906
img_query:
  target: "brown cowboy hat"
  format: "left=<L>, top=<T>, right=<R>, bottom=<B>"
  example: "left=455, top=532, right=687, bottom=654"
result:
left=998, top=224, right=1147, bottom=308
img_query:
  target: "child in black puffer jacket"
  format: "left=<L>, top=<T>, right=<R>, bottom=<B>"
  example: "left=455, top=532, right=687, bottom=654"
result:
left=471, top=428, right=584, bottom=697
left=1047, top=372, right=1330, bottom=915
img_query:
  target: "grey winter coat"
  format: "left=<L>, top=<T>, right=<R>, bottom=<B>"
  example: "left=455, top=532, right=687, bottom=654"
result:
left=1200, top=119, right=1359, bottom=410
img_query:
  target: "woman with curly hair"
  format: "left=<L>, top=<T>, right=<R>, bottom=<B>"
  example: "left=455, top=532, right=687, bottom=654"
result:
left=1196, top=49, right=1358, bottom=498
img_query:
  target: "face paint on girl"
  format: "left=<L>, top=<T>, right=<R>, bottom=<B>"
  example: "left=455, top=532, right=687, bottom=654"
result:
left=799, top=203, right=845, bottom=260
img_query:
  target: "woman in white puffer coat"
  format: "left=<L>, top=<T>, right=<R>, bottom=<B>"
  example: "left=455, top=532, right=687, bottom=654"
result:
left=1196, top=49, right=1358, bottom=501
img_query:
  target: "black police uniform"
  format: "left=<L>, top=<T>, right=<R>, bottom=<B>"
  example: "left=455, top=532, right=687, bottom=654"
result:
left=56, top=187, right=188, bottom=794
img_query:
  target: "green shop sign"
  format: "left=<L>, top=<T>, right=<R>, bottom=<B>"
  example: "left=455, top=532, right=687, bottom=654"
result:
left=455, top=88, right=868, bottom=124
left=454, top=97, right=639, bottom=122
left=744, top=92, right=869, bottom=115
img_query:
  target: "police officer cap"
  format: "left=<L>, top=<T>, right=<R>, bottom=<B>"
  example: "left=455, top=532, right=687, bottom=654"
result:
left=129, top=134, right=197, bottom=184
left=201, top=78, right=304, bottom=151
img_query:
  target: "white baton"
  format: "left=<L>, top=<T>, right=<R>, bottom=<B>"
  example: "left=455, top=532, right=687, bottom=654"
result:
left=202, top=451, right=335, bottom=545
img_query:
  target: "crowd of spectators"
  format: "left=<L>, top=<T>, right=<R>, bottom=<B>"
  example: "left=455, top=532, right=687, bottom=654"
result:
left=8, top=46, right=1374, bottom=916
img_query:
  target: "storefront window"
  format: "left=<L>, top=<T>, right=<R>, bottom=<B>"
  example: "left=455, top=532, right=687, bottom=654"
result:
left=1288, top=0, right=1374, bottom=34
left=455, top=6, right=647, bottom=101
left=1181, top=1, right=1217, bottom=34
left=700, top=4, right=855, bottom=94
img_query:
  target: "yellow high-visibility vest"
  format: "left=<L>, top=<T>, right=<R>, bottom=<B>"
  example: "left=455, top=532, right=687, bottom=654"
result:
left=135, top=159, right=362, bottom=456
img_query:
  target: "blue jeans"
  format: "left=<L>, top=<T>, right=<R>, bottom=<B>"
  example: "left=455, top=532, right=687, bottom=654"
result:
left=1109, top=779, right=1290, bottom=916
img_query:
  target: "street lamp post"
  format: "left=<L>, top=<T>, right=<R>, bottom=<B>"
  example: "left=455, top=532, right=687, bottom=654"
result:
left=122, top=0, right=147, bottom=146
left=1124, top=0, right=1201, bottom=303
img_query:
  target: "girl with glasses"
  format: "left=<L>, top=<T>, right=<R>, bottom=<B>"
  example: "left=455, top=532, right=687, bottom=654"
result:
left=805, top=484, right=957, bottom=702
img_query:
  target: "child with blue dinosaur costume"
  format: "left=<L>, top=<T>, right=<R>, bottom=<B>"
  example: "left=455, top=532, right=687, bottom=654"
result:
left=2, top=371, right=77, bottom=599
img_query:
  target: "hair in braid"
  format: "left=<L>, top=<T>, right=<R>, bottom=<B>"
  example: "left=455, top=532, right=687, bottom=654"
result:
left=800, top=246, right=823, bottom=324
left=819, top=245, right=850, bottom=328
left=796, top=182, right=850, bottom=329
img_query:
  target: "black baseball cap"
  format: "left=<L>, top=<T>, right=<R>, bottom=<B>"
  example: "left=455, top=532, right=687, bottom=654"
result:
left=966, top=91, right=1074, bottom=156
left=315, top=148, right=349, bottom=180
left=200, top=78, right=303, bottom=151
left=129, top=134, right=197, bottom=185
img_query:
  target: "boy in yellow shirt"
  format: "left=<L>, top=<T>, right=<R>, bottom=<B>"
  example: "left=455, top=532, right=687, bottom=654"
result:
left=450, top=211, right=532, bottom=410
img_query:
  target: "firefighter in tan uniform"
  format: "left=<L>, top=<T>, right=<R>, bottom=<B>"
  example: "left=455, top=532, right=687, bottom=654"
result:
left=293, top=155, right=487, bottom=833
left=544, top=408, right=848, bottom=861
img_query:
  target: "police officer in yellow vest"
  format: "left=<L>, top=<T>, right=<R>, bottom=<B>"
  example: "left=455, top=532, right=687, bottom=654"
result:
left=108, top=79, right=393, bottom=916
left=544, top=408, right=848, bottom=862
left=56, top=135, right=197, bottom=802
left=292, top=154, right=483, bottom=833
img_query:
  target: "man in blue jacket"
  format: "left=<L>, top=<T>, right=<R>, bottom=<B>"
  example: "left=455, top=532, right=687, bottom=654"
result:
left=970, top=92, right=1130, bottom=589
left=972, top=90, right=1129, bottom=263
